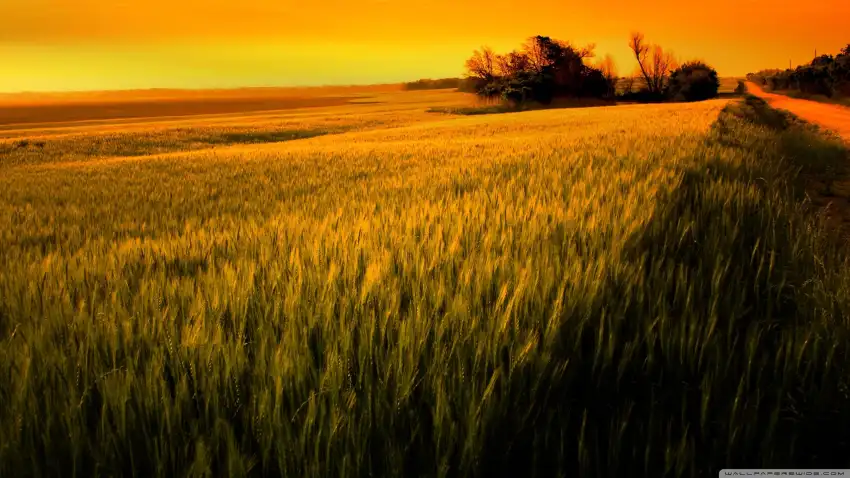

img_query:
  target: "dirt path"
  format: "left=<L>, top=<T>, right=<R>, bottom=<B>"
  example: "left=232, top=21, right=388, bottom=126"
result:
left=745, top=82, right=850, bottom=141
left=745, top=82, right=850, bottom=236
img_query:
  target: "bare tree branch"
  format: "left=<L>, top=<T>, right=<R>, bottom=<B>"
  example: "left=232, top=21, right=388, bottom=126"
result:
left=629, top=32, right=653, bottom=93
left=629, top=32, right=676, bottom=95
left=464, top=47, right=498, bottom=80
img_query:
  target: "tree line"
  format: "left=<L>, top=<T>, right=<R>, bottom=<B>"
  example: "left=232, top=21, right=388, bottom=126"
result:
left=402, top=33, right=721, bottom=107
left=457, top=32, right=720, bottom=107
left=403, top=78, right=465, bottom=91
left=746, top=44, right=850, bottom=98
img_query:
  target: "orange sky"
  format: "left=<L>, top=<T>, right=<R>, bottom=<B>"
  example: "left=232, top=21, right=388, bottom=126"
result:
left=1, top=0, right=847, bottom=92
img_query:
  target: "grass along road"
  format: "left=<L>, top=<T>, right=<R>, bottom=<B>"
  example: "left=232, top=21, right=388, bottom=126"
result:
left=746, top=81, right=850, bottom=141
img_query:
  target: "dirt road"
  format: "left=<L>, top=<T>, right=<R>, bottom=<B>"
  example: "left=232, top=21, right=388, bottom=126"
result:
left=745, top=81, right=850, bottom=141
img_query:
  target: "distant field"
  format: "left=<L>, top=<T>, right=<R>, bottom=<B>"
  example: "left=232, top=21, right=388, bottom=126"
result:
left=616, top=76, right=742, bottom=94
left=0, top=90, right=478, bottom=164
left=719, top=77, right=743, bottom=92
left=0, top=96, right=369, bottom=127
left=0, top=79, right=745, bottom=129
left=0, top=83, right=404, bottom=105
left=0, top=84, right=407, bottom=128
left=2, top=89, right=850, bottom=477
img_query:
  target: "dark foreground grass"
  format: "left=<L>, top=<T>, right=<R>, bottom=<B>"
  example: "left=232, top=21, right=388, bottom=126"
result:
left=2, top=98, right=850, bottom=477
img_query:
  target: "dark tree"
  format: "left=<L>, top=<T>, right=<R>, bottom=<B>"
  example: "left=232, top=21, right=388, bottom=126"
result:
left=496, top=50, right=533, bottom=77
left=629, top=32, right=677, bottom=96
left=597, top=54, right=619, bottom=98
left=463, top=35, right=610, bottom=107
left=811, top=55, right=834, bottom=67
left=666, top=61, right=720, bottom=102
left=465, top=47, right=498, bottom=82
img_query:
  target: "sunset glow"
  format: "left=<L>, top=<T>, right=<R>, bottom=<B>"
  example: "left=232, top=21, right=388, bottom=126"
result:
left=1, top=0, right=847, bottom=92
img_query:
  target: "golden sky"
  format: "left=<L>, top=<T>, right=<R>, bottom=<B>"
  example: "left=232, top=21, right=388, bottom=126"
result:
left=1, top=0, right=847, bottom=92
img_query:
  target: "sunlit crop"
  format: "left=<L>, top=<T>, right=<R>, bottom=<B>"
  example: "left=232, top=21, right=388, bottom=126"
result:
left=2, top=92, right=849, bottom=477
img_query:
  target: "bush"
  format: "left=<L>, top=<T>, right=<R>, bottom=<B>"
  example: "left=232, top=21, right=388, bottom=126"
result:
left=617, top=88, right=666, bottom=103
left=402, top=78, right=463, bottom=91
left=666, top=61, right=720, bottom=102
left=457, top=78, right=480, bottom=93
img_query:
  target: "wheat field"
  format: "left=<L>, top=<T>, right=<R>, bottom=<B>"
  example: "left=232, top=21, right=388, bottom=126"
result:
left=2, top=90, right=850, bottom=477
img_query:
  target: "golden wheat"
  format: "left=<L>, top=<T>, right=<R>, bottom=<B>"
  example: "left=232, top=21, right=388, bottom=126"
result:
left=1, top=92, right=849, bottom=477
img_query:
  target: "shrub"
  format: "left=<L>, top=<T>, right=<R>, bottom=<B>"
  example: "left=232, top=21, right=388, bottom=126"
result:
left=403, top=78, right=463, bottom=91
left=457, top=78, right=480, bottom=93
left=666, top=61, right=720, bottom=102
left=617, top=88, right=666, bottom=103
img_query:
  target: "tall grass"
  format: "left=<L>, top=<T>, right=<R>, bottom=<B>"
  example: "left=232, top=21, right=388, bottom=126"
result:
left=1, top=96, right=849, bottom=477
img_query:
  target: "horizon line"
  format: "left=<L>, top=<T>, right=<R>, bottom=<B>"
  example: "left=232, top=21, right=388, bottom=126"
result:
left=0, top=81, right=417, bottom=96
